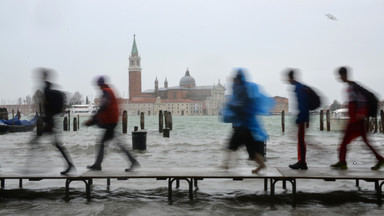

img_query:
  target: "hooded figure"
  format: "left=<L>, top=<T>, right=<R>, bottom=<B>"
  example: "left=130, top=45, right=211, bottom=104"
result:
left=221, top=68, right=275, bottom=173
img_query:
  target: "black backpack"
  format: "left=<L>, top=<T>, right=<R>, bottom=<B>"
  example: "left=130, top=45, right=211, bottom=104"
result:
left=351, top=82, right=378, bottom=117
left=45, top=89, right=65, bottom=115
left=305, top=85, right=321, bottom=110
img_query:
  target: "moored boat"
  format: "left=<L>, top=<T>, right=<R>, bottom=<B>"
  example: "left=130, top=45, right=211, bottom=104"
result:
left=327, top=108, right=349, bottom=131
left=65, top=104, right=98, bottom=116
left=0, top=114, right=39, bottom=133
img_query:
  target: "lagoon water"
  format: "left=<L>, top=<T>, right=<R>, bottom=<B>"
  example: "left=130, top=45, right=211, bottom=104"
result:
left=1, top=115, right=384, bottom=215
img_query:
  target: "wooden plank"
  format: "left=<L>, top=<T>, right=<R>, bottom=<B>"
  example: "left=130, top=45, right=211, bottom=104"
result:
left=80, top=167, right=283, bottom=179
left=2, top=167, right=384, bottom=181
left=0, top=167, right=282, bottom=180
left=277, top=167, right=384, bottom=180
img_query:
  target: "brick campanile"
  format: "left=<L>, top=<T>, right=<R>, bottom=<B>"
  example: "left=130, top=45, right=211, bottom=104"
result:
left=128, top=35, right=142, bottom=100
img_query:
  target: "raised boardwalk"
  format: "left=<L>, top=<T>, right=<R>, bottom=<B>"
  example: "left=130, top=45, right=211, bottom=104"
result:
left=1, top=167, right=383, bottom=205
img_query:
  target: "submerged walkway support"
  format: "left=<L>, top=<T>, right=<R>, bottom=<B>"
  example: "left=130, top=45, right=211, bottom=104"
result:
left=0, top=167, right=383, bottom=205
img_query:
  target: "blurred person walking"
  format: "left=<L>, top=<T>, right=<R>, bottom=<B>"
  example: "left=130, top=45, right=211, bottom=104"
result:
left=29, top=68, right=75, bottom=175
left=331, top=66, right=384, bottom=170
left=285, top=69, right=310, bottom=170
left=220, top=68, right=275, bottom=174
left=85, top=76, right=139, bottom=171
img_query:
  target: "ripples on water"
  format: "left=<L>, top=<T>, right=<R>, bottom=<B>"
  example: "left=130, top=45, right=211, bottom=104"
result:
left=1, top=115, right=384, bottom=215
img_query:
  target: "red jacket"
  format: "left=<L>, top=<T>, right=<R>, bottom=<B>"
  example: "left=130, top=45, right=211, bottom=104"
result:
left=97, top=84, right=119, bottom=124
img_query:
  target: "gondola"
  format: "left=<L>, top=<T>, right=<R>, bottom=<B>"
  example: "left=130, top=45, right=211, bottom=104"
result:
left=0, top=114, right=39, bottom=133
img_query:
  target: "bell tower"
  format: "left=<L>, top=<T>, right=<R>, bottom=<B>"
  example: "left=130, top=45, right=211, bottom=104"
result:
left=128, top=35, right=142, bottom=100
left=155, top=77, right=159, bottom=96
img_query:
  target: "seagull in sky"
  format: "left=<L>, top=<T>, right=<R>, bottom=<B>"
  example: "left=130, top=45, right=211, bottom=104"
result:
left=326, top=13, right=337, bottom=21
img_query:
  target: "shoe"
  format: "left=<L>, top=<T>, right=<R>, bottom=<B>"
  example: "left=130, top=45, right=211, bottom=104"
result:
left=60, top=164, right=76, bottom=175
left=252, top=164, right=266, bottom=174
left=218, top=165, right=229, bottom=170
left=289, top=161, right=308, bottom=170
left=87, top=164, right=102, bottom=171
left=371, top=160, right=384, bottom=170
left=125, top=160, right=140, bottom=172
left=330, top=161, right=348, bottom=170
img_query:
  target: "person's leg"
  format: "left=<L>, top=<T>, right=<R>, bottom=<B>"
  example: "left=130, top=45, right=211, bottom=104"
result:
left=359, top=121, right=384, bottom=161
left=219, top=149, right=232, bottom=169
left=25, top=133, right=43, bottom=173
left=252, top=153, right=266, bottom=173
left=297, top=123, right=306, bottom=163
left=331, top=122, right=359, bottom=169
left=123, top=149, right=140, bottom=172
left=88, top=124, right=114, bottom=170
left=339, top=123, right=359, bottom=163
left=289, top=123, right=307, bottom=169
left=356, top=120, right=384, bottom=170
left=55, top=141, right=75, bottom=175
left=220, top=127, right=241, bottom=169
left=114, top=136, right=140, bottom=171
left=251, top=140, right=266, bottom=174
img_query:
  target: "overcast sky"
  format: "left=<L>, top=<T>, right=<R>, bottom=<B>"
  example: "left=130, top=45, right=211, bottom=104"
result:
left=1, top=0, right=383, bottom=106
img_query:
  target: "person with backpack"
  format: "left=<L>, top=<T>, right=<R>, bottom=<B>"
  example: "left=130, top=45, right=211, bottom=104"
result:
left=85, top=76, right=139, bottom=171
left=285, top=69, right=310, bottom=170
left=29, top=68, right=75, bottom=175
left=331, top=66, right=384, bottom=170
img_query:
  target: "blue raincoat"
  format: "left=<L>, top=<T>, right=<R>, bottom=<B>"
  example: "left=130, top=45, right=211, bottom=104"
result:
left=222, top=70, right=275, bottom=142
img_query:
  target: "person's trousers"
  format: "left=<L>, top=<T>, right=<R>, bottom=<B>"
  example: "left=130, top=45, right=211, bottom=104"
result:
left=94, top=123, right=136, bottom=166
left=297, top=122, right=306, bottom=163
left=339, top=120, right=384, bottom=163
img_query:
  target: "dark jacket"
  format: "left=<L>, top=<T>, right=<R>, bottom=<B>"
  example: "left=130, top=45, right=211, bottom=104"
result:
left=293, top=81, right=309, bottom=124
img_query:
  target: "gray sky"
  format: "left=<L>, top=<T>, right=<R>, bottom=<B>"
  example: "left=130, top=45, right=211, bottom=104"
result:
left=1, top=0, right=383, bottom=106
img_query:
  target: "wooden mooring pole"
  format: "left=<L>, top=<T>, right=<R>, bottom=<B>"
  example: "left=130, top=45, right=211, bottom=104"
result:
left=122, top=111, right=127, bottom=134
left=140, top=112, right=144, bottom=130
left=68, top=111, right=71, bottom=131
left=63, top=117, right=68, bottom=131
left=326, top=110, right=330, bottom=131
left=73, top=118, right=77, bottom=131
left=381, top=110, right=384, bottom=133
left=163, top=128, right=170, bottom=138
left=365, top=117, right=369, bottom=133
left=168, top=112, right=172, bottom=131
left=164, top=111, right=168, bottom=129
left=159, top=110, right=163, bottom=133
left=281, top=110, right=285, bottom=133
left=12, top=110, right=15, bottom=131
left=320, top=110, right=324, bottom=131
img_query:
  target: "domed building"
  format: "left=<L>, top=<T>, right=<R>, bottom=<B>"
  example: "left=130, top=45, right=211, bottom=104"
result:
left=125, top=36, right=226, bottom=116
left=179, top=69, right=195, bottom=88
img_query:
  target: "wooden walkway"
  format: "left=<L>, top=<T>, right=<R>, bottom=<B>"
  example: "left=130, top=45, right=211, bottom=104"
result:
left=1, top=167, right=384, bottom=205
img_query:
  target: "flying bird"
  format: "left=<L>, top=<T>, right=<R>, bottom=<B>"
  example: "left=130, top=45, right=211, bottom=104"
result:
left=326, top=13, right=337, bottom=21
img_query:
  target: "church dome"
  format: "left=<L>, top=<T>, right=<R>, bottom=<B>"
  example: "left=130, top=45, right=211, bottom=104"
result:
left=179, top=69, right=196, bottom=88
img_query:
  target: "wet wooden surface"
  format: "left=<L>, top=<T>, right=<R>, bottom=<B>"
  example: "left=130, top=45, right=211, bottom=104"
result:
left=277, top=167, right=384, bottom=180
left=0, top=167, right=282, bottom=179
left=1, top=167, right=384, bottom=180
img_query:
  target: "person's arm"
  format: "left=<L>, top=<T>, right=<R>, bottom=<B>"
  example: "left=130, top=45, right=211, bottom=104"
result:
left=85, top=89, right=112, bottom=126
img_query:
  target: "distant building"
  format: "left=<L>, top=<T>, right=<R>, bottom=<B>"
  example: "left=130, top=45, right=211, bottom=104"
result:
left=272, top=96, right=289, bottom=114
left=119, top=35, right=226, bottom=116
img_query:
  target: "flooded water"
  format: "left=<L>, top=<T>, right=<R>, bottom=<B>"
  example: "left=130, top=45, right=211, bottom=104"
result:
left=1, top=115, right=384, bottom=215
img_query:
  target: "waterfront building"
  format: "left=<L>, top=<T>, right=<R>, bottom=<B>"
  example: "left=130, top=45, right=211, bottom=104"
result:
left=121, top=36, right=226, bottom=116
